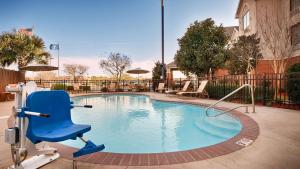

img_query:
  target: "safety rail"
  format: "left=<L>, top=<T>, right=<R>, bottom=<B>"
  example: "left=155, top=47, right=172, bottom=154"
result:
left=205, top=84, right=255, bottom=117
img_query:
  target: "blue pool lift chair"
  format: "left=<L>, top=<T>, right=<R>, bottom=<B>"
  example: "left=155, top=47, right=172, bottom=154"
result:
left=24, top=90, right=105, bottom=157
left=5, top=83, right=104, bottom=169
left=23, top=90, right=104, bottom=157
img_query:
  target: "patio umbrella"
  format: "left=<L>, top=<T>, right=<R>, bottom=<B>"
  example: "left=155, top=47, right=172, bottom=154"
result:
left=127, top=68, right=149, bottom=84
left=20, top=64, right=59, bottom=83
left=19, top=64, right=58, bottom=71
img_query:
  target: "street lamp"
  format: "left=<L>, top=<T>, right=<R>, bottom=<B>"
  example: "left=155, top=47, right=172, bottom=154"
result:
left=161, top=0, right=165, bottom=81
left=50, top=43, right=60, bottom=77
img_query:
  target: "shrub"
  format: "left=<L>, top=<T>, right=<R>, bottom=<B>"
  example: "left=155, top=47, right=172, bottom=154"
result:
left=101, top=87, right=109, bottom=92
left=286, top=64, right=300, bottom=103
left=207, top=84, right=274, bottom=104
left=51, top=84, right=65, bottom=90
left=116, top=88, right=124, bottom=92
left=79, top=86, right=91, bottom=91
left=66, top=85, right=74, bottom=91
left=51, top=84, right=74, bottom=91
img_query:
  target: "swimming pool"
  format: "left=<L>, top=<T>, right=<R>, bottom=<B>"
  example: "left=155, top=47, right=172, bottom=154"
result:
left=63, top=94, right=242, bottom=153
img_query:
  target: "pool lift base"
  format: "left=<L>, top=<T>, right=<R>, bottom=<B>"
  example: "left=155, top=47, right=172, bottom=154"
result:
left=8, top=153, right=60, bottom=169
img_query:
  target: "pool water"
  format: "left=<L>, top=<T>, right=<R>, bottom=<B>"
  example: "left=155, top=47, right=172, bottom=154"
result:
left=63, top=94, right=242, bottom=153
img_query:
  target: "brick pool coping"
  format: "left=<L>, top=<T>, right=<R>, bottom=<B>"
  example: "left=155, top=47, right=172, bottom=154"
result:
left=51, top=93, right=259, bottom=166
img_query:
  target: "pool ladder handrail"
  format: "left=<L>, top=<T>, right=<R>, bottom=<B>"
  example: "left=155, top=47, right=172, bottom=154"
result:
left=205, top=84, right=255, bottom=117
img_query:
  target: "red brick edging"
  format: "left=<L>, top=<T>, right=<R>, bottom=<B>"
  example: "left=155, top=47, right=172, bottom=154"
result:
left=51, top=94, right=259, bottom=166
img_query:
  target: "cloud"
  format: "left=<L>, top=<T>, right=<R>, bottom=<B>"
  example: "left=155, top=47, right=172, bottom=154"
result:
left=4, top=56, right=157, bottom=78
left=57, top=56, right=156, bottom=78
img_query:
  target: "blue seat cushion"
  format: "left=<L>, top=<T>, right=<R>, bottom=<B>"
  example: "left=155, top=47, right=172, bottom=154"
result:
left=30, top=121, right=91, bottom=143
left=25, top=91, right=91, bottom=143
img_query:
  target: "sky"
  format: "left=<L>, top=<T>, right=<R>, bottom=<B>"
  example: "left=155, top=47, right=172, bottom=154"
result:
left=0, top=0, right=239, bottom=77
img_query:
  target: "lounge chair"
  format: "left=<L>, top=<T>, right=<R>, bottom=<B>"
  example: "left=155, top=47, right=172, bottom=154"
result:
left=155, top=83, right=165, bottom=93
left=165, top=81, right=191, bottom=94
left=177, top=80, right=209, bottom=98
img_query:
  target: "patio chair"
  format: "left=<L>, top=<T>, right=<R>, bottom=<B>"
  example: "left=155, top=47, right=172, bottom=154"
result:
left=90, top=83, right=100, bottom=92
left=138, top=83, right=148, bottom=92
left=73, top=83, right=83, bottom=93
left=165, top=81, right=190, bottom=94
left=128, top=84, right=135, bottom=92
left=155, top=83, right=165, bottom=93
left=43, top=82, right=52, bottom=90
left=177, top=80, right=209, bottom=98
left=108, top=83, right=116, bottom=92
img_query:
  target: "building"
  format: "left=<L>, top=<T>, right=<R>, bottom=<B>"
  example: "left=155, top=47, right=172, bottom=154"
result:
left=235, top=0, right=300, bottom=74
left=18, top=27, right=34, bottom=36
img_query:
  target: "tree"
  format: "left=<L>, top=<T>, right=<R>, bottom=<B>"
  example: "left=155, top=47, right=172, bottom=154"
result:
left=257, top=0, right=292, bottom=74
left=226, top=34, right=262, bottom=75
left=99, top=52, right=131, bottom=83
left=34, top=71, right=57, bottom=80
left=152, top=61, right=166, bottom=89
left=0, top=31, right=50, bottom=68
left=286, top=63, right=300, bottom=103
left=152, top=61, right=165, bottom=80
left=77, top=65, right=89, bottom=77
left=174, top=18, right=228, bottom=77
left=63, top=64, right=89, bottom=80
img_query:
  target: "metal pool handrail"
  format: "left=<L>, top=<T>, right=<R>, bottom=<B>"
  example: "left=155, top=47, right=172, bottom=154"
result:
left=205, top=84, right=255, bottom=117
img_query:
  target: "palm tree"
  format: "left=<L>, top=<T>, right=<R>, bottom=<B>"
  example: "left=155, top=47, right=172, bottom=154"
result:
left=0, top=31, right=50, bottom=69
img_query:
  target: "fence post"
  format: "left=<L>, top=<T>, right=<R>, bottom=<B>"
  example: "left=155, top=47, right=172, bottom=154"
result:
left=63, top=79, right=66, bottom=91
left=262, top=74, right=266, bottom=105
left=223, top=76, right=226, bottom=97
left=123, top=80, right=125, bottom=91
left=85, top=80, right=88, bottom=93
left=179, top=78, right=182, bottom=90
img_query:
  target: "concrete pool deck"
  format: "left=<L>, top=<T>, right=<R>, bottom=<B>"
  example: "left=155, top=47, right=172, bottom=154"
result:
left=1, top=92, right=300, bottom=169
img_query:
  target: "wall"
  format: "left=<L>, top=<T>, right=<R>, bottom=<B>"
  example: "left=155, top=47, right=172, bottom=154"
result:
left=0, top=69, right=25, bottom=93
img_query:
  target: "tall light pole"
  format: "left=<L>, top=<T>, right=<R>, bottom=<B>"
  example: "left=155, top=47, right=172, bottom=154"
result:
left=50, top=43, right=60, bottom=77
left=161, top=0, right=165, bottom=81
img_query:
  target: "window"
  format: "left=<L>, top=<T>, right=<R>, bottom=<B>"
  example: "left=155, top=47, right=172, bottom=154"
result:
left=243, top=11, right=250, bottom=30
left=291, top=0, right=300, bottom=11
left=292, top=24, right=300, bottom=47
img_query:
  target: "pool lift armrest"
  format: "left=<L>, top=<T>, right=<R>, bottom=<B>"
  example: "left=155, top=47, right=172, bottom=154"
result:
left=24, top=111, right=50, bottom=118
left=70, top=101, right=93, bottom=108
left=72, top=105, right=93, bottom=108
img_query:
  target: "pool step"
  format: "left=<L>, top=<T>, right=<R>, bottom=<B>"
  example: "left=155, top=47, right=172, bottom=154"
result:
left=194, top=118, right=241, bottom=139
left=204, top=117, right=241, bottom=129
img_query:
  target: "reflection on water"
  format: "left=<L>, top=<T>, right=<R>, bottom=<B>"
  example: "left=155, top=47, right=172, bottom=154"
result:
left=63, top=94, right=242, bottom=153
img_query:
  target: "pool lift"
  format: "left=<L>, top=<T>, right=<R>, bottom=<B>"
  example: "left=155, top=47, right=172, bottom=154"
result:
left=4, top=82, right=105, bottom=169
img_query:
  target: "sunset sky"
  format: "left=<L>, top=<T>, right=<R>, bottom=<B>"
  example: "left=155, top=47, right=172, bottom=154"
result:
left=0, top=0, right=239, bottom=77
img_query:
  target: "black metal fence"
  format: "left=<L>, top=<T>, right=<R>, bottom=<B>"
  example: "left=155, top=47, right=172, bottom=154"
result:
left=30, top=79, right=155, bottom=92
left=28, top=72, right=300, bottom=110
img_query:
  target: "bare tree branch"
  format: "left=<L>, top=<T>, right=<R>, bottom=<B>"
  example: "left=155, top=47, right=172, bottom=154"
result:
left=99, top=52, right=132, bottom=83
left=257, top=0, right=292, bottom=74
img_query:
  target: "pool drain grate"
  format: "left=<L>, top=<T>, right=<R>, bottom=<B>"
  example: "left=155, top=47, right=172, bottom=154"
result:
left=236, top=138, right=253, bottom=147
